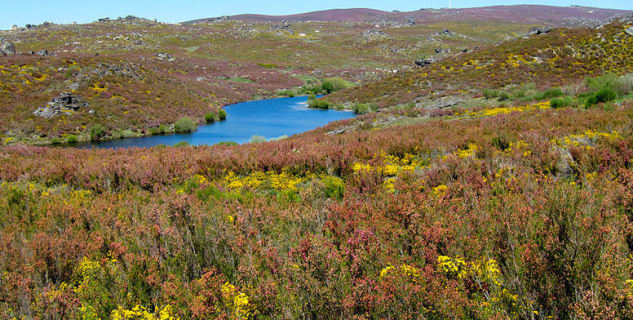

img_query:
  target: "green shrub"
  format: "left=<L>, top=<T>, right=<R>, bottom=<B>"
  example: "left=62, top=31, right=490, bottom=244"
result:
left=322, top=176, right=345, bottom=200
left=586, top=87, right=617, bottom=107
left=550, top=96, right=574, bottom=109
left=309, top=99, right=330, bottom=109
left=174, top=117, right=197, bottom=133
left=66, top=135, right=78, bottom=144
left=51, top=137, right=62, bottom=145
left=321, top=78, right=354, bottom=94
left=483, top=88, right=499, bottom=99
left=215, top=141, right=238, bottom=146
left=174, top=141, right=190, bottom=147
left=218, top=109, right=227, bottom=121
left=249, top=135, right=267, bottom=143
left=353, top=103, right=370, bottom=115
left=205, top=112, right=217, bottom=123
left=89, top=124, right=106, bottom=141
left=497, top=91, right=511, bottom=101
left=585, top=73, right=618, bottom=92
left=537, top=88, right=564, bottom=100
left=614, top=73, right=633, bottom=96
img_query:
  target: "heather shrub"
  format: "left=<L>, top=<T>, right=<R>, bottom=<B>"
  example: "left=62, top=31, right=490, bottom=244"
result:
left=174, top=117, right=197, bottom=133
left=89, top=124, right=106, bottom=141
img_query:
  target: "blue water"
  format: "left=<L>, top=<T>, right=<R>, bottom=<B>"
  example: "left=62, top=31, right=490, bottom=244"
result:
left=78, top=96, right=354, bottom=149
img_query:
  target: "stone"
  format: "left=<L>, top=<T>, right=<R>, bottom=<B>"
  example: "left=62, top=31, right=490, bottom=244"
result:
left=421, top=96, right=463, bottom=109
left=527, top=27, right=552, bottom=36
left=36, top=49, right=49, bottom=56
left=625, top=27, right=633, bottom=36
left=415, top=57, right=438, bottom=67
left=33, top=93, right=88, bottom=118
left=0, top=38, right=16, bottom=55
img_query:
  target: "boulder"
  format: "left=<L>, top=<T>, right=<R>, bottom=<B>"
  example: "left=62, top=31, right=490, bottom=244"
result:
left=33, top=93, right=88, bottom=118
left=415, top=57, right=437, bottom=67
left=0, top=38, right=16, bottom=55
left=36, top=49, right=49, bottom=56
left=527, top=26, right=552, bottom=36
left=626, top=27, right=633, bottom=36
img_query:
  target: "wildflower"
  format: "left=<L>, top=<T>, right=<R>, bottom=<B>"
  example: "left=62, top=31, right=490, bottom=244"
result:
left=379, top=265, right=395, bottom=278
left=432, top=185, right=448, bottom=197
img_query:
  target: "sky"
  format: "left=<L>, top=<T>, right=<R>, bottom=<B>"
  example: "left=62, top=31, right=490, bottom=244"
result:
left=2, top=0, right=632, bottom=30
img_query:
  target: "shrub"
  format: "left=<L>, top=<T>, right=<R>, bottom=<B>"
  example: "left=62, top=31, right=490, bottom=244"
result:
left=322, top=176, right=345, bottom=200
left=537, top=88, right=564, bottom=100
left=614, top=73, right=633, bottom=96
left=309, top=99, right=330, bottom=109
left=249, top=135, right=267, bottom=143
left=218, top=109, right=227, bottom=121
left=205, top=112, right=217, bottom=123
left=497, top=91, right=511, bottom=101
left=66, top=135, right=78, bottom=144
left=215, top=141, right=238, bottom=146
left=353, top=103, right=370, bottom=115
left=174, top=141, right=190, bottom=147
left=586, top=87, right=617, bottom=107
left=550, top=96, right=574, bottom=109
left=585, top=73, right=618, bottom=92
left=89, top=124, right=106, bottom=141
left=321, top=78, right=354, bottom=94
left=174, top=117, right=197, bottom=133
left=483, top=88, right=499, bottom=99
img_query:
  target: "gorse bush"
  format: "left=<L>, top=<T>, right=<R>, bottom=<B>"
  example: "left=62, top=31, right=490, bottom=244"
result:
left=174, top=117, right=197, bottom=133
left=353, top=103, right=371, bottom=115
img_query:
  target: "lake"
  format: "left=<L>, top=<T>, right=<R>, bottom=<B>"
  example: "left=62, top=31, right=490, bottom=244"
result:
left=78, top=96, right=355, bottom=149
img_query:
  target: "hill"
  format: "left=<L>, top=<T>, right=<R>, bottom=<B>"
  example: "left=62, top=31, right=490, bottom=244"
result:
left=184, top=5, right=632, bottom=26
left=325, top=15, right=633, bottom=108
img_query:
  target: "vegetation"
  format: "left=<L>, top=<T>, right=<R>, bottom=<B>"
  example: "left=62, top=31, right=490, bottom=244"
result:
left=174, top=117, right=197, bottom=133
left=89, top=124, right=106, bottom=141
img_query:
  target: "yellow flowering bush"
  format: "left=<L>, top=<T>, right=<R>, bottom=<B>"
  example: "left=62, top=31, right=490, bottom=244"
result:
left=221, top=282, right=255, bottom=319
left=466, top=101, right=550, bottom=118
left=551, top=130, right=621, bottom=148
left=379, top=264, right=420, bottom=280
left=111, top=305, right=179, bottom=320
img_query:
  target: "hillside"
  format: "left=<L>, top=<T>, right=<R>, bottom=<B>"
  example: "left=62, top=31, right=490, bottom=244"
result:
left=326, top=16, right=633, bottom=107
left=0, top=14, right=551, bottom=145
left=186, top=5, right=632, bottom=26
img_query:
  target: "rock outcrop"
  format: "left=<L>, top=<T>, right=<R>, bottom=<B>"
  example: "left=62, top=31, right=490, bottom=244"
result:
left=33, top=93, right=88, bottom=118
left=0, top=38, right=16, bottom=55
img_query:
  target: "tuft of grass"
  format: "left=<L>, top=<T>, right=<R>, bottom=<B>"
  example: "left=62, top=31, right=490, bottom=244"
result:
left=249, top=135, right=267, bottom=143
left=205, top=112, right=217, bottom=123
left=550, top=96, right=574, bottom=109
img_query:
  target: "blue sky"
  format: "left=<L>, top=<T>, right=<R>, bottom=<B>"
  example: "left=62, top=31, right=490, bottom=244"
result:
left=2, top=0, right=632, bottom=30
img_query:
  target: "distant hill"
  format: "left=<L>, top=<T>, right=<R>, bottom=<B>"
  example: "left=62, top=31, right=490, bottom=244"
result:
left=183, top=5, right=633, bottom=26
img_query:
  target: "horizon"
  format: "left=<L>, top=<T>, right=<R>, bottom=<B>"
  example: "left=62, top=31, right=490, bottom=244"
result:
left=2, top=1, right=633, bottom=30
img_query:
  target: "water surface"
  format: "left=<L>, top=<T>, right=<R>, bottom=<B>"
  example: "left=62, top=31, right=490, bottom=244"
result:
left=79, top=96, right=354, bottom=149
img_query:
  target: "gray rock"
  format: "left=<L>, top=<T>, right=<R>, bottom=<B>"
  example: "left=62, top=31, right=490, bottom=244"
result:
left=156, top=52, right=173, bottom=60
left=415, top=57, right=438, bottom=67
left=626, top=27, right=633, bottom=36
left=527, top=27, right=552, bottom=36
left=33, top=93, right=88, bottom=118
left=36, top=49, right=49, bottom=56
left=555, top=147, right=575, bottom=179
left=421, top=96, right=463, bottom=109
left=0, top=38, right=16, bottom=55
